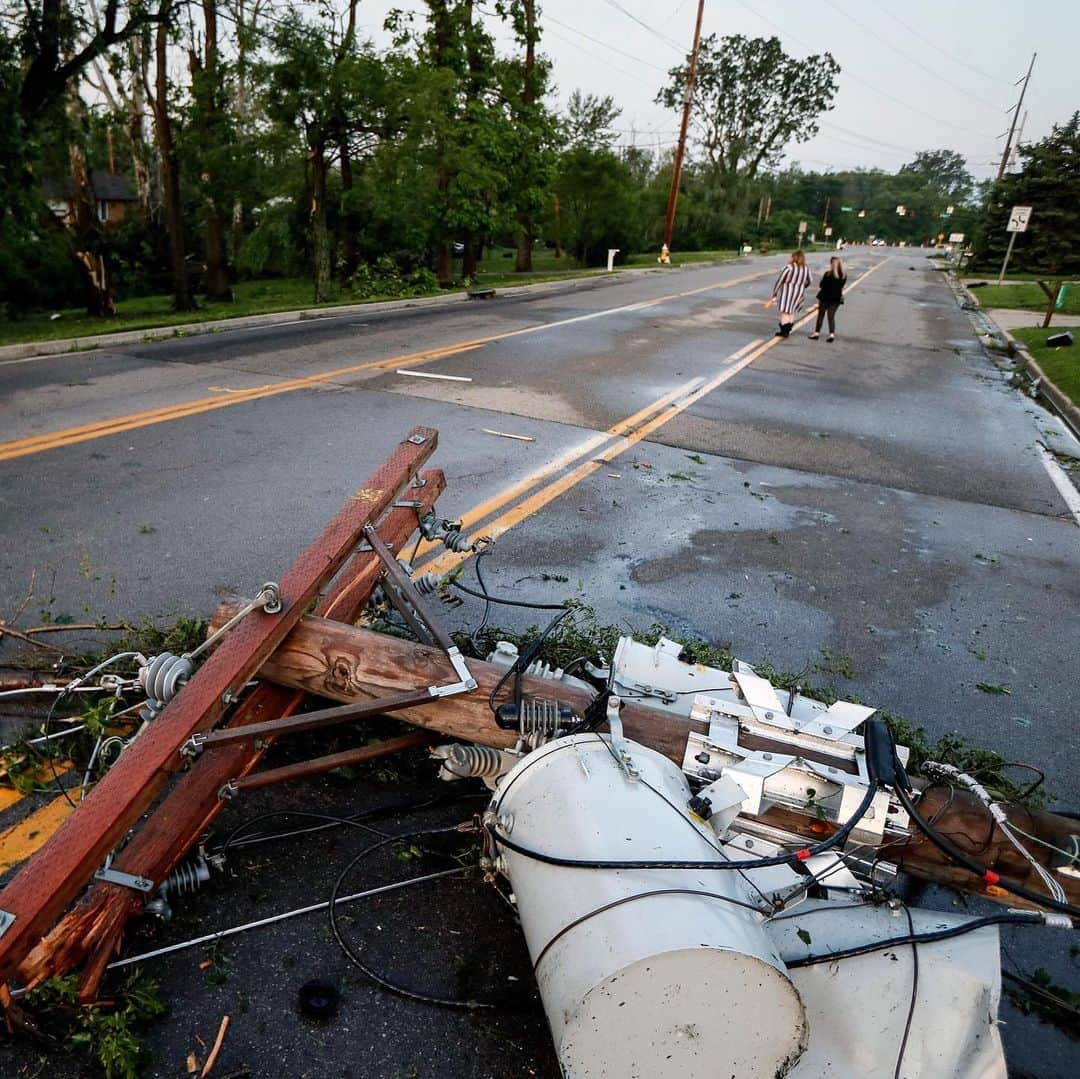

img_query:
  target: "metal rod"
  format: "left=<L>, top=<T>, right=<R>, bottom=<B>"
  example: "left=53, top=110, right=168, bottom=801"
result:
left=231, top=731, right=437, bottom=791
left=198, top=689, right=436, bottom=749
left=364, top=524, right=456, bottom=651
left=998, top=230, right=1018, bottom=286
left=105, top=867, right=469, bottom=971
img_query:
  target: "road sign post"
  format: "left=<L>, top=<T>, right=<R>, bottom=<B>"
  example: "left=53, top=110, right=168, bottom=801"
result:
left=797, top=220, right=807, bottom=248
left=998, top=206, right=1032, bottom=285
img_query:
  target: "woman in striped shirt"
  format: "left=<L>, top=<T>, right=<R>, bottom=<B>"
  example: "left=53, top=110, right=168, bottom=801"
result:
left=766, top=250, right=812, bottom=338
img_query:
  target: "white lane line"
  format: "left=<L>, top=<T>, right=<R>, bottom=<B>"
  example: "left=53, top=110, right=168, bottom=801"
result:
left=395, top=369, right=472, bottom=381
left=1037, top=443, right=1080, bottom=525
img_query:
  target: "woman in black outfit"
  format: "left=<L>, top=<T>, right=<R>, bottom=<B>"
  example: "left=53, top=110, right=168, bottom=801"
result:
left=809, top=256, right=846, bottom=342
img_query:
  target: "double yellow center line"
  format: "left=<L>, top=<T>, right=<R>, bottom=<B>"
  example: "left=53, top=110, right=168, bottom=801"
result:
left=0, top=266, right=776, bottom=465
left=418, top=257, right=888, bottom=576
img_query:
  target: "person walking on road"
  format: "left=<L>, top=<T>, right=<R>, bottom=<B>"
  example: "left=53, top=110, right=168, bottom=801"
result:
left=809, top=256, right=846, bottom=342
left=766, top=250, right=812, bottom=338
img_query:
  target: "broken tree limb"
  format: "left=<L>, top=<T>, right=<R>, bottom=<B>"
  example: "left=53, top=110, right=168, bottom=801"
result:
left=221, top=607, right=1080, bottom=913
left=0, top=428, right=439, bottom=987
left=16, top=468, right=446, bottom=998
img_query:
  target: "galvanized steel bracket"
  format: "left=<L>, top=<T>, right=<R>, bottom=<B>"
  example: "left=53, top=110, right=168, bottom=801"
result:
left=94, top=867, right=155, bottom=893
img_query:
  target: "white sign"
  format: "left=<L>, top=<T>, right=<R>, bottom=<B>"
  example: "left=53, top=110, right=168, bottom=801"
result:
left=946, top=205, right=955, bottom=215
left=798, top=220, right=807, bottom=234
left=896, top=205, right=906, bottom=216
left=949, top=232, right=965, bottom=243
left=824, top=226, right=833, bottom=237
left=1007, top=206, right=1032, bottom=232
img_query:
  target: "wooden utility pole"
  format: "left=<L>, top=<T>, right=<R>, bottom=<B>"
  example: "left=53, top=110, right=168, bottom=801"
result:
left=661, top=0, right=706, bottom=252
left=997, top=53, right=1036, bottom=181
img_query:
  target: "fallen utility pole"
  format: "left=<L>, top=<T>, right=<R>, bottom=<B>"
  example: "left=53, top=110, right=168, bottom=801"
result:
left=202, top=604, right=1080, bottom=914
left=16, top=469, right=446, bottom=999
left=0, top=429, right=440, bottom=990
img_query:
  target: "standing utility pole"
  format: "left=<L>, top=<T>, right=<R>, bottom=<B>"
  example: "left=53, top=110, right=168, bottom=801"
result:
left=661, top=0, right=706, bottom=252
left=997, top=53, right=1036, bottom=181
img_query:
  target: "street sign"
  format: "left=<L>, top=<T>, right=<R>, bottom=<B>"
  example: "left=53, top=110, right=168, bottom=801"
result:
left=824, top=226, right=833, bottom=237
left=857, top=210, right=866, bottom=219
left=946, top=205, right=955, bottom=215
left=840, top=206, right=853, bottom=212
left=798, top=221, right=807, bottom=234
left=1007, top=206, right=1032, bottom=232
left=896, top=205, right=906, bottom=216
left=949, top=232, right=965, bottom=243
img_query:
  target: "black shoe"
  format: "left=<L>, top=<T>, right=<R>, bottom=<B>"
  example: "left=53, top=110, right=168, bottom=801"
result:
left=809, top=332, right=820, bottom=340
left=827, top=333, right=835, bottom=342
left=774, top=330, right=785, bottom=337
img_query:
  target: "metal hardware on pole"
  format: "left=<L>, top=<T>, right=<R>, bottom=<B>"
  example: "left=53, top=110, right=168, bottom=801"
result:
left=661, top=0, right=706, bottom=253
left=997, top=53, right=1036, bottom=181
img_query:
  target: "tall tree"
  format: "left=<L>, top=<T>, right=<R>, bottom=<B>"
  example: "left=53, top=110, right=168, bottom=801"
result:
left=976, top=112, right=1080, bottom=275
left=188, top=0, right=233, bottom=299
left=148, top=1, right=193, bottom=310
left=658, top=34, right=839, bottom=210
left=565, top=90, right=621, bottom=149
left=900, top=150, right=974, bottom=206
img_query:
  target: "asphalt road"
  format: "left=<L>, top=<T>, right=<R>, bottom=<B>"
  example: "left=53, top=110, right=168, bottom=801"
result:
left=1, top=251, right=1078, bottom=1078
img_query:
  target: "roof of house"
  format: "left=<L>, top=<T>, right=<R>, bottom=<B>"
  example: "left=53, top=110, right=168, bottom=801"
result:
left=42, top=171, right=137, bottom=201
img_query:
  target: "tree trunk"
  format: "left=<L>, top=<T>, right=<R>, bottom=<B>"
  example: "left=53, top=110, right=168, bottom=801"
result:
left=128, top=34, right=151, bottom=215
left=67, top=104, right=114, bottom=316
left=310, top=142, right=332, bottom=303
left=152, top=19, right=193, bottom=311
left=553, top=192, right=563, bottom=259
left=196, top=0, right=232, bottom=301
left=514, top=0, right=537, bottom=273
left=339, top=137, right=359, bottom=279
left=462, top=230, right=477, bottom=278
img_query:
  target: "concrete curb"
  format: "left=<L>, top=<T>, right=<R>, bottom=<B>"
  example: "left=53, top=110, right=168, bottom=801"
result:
left=0, top=258, right=741, bottom=364
left=1000, top=328, right=1080, bottom=438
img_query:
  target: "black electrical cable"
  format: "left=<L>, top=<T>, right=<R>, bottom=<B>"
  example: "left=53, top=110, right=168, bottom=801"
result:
left=490, top=779, right=878, bottom=873
left=468, top=546, right=495, bottom=650
left=328, top=825, right=513, bottom=1010
left=486, top=607, right=573, bottom=717
left=785, top=912, right=1045, bottom=969
left=449, top=580, right=568, bottom=609
left=531, top=887, right=772, bottom=971
left=1001, top=968, right=1080, bottom=1021
left=893, top=781, right=1080, bottom=921
left=893, top=904, right=919, bottom=1079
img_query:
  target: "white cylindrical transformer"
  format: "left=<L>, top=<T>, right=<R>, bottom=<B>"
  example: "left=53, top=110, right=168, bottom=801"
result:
left=492, top=733, right=807, bottom=1078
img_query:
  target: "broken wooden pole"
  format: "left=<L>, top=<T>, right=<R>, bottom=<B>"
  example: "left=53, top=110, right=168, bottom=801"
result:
left=16, top=468, right=446, bottom=997
left=221, top=607, right=1080, bottom=914
left=0, top=429, right=439, bottom=987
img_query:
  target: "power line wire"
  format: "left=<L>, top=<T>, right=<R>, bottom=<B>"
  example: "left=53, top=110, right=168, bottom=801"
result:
left=871, top=1, right=1003, bottom=84
left=601, top=0, right=687, bottom=54
left=545, top=13, right=669, bottom=73
left=729, top=0, right=1000, bottom=141
left=820, top=0, right=1005, bottom=114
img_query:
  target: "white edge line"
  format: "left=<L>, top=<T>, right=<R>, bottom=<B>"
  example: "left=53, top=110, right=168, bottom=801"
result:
left=1037, top=444, right=1080, bottom=525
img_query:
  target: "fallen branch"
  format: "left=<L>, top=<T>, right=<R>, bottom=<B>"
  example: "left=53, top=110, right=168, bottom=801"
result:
left=200, top=1014, right=230, bottom=1078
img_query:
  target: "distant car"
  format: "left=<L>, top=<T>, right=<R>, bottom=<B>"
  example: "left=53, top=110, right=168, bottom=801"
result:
left=453, top=241, right=465, bottom=255
left=871, top=238, right=886, bottom=247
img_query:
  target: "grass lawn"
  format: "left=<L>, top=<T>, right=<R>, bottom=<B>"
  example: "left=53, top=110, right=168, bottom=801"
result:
left=0, top=248, right=744, bottom=348
left=1012, top=326, right=1080, bottom=407
left=967, top=281, right=1078, bottom=315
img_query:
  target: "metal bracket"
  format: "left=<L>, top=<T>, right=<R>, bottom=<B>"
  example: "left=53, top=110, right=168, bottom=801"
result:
left=0, top=909, right=14, bottom=940
left=606, top=695, right=638, bottom=778
left=181, top=732, right=207, bottom=757
left=406, top=433, right=428, bottom=445
left=94, top=867, right=155, bottom=893
left=428, top=646, right=478, bottom=697
left=392, top=500, right=425, bottom=510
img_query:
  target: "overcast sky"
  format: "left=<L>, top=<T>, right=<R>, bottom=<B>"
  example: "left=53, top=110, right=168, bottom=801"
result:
left=356, top=0, right=1077, bottom=180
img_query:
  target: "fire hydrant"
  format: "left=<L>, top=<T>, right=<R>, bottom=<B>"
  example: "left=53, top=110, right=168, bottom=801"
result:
left=658, top=244, right=671, bottom=265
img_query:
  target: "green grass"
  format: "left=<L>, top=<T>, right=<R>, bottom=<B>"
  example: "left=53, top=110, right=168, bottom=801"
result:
left=0, top=277, right=364, bottom=347
left=968, top=281, right=1078, bottom=315
left=1012, top=326, right=1080, bottom=406
left=0, top=248, right=746, bottom=348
